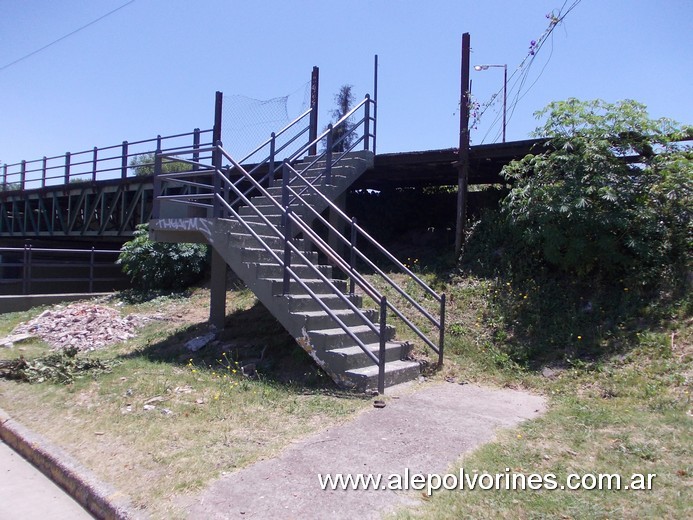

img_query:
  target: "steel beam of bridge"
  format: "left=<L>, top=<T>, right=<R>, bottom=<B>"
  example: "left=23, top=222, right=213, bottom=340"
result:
left=1, top=139, right=546, bottom=242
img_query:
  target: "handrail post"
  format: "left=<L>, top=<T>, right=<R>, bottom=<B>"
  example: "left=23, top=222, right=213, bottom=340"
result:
left=378, top=295, right=387, bottom=395
left=89, top=247, right=95, bottom=293
left=20, top=161, right=26, bottom=191
left=153, top=136, right=162, bottom=219
left=438, top=294, right=446, bottom=367
left=22, top=244, right=29, bottom=295
left=373, top=55, right=378, bottom=155
left=64, top=152, right=71, bottom=185
left=268, top=133, right=276, bottom=188
left=92, top=147, right=98, bottom=182
left=2, top=164, right=7, bottom=190
left=212, top=140, right=222, bottom=218
left=41, top=157, right=47, bottom=188
left=281, top=159, right=290, bottom=215
left=309, top=66, right=319, bottom=156
left=192, top=128, right=201, bottom=171
left=349, top=218, right=357, bottom=295
left=364, top=94, right=371, bottom=151
left=282, top=207, right=292, bottom=296
left=324, top=124, right=333, bottom=186
left=121, top=141, right=129, bottom=179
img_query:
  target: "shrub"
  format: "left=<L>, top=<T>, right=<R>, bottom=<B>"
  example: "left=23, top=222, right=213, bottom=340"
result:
left=500, top=98, right=692, bottom=284
left=117, top=224, right=209, bottom=291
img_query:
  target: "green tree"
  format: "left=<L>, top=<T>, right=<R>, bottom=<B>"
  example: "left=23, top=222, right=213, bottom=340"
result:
left=327, top=85, right=355, bottom=153
left=500, top=98, right=691, bottom=281
left=129, top=153, right=190, bottom=177
left=117, top=224, right=209, bottom=291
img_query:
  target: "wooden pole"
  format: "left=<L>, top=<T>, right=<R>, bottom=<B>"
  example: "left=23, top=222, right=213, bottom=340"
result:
left=455, top=33, right=471, bottom=255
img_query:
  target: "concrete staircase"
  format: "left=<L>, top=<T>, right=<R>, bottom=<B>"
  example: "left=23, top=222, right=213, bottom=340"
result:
left=151, top=150, right=421, bottom=391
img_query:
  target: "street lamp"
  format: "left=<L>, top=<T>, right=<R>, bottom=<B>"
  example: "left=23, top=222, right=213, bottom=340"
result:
left=473, top=64, right=507, bottom=142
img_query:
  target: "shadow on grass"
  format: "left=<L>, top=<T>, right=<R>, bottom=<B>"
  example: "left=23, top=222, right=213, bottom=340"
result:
left=118, top=298, right=368, bottom=398
left=458, top=214, right=690, bottom=370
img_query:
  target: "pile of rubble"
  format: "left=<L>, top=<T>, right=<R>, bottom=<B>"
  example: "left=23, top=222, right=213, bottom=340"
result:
left=10, top=302, right=157, bottom=352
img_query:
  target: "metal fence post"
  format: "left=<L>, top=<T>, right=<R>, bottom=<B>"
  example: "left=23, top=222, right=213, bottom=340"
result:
left=41, top=157, right=47, bottom=188
left=378, top=295, right=387, bottom=395
left=64, top=152, right=71, bottom=185
left=268, top=133, right=276, bottom=188
left=349, top=218, right=357, bottom=295
left=20, top=161, right=26, bottom=191
left=22, top=245, right=28, bottom=295
left=438, top=293, right=446, bottom=367
left=309, top=66, right=319, bottom=156
left=89, top=247, right=95, bottom=293
left=92, top=147, right=98, bottom=182
left=282, top=207, right=292, bottom=296
left=364, top=94, right=371, bottom=151
left=2, top=164, right=7, bottom=190
left=153, top=136, right=162, bottom=219
left=373, top=54, right=378, bottom=155
left=324, top=125, right=333, bottom=186
left=121, top=141, right=129, bottom=179
left=281, top=160, right=290, bottom=215
left=192, top=129, right=201, bottom=171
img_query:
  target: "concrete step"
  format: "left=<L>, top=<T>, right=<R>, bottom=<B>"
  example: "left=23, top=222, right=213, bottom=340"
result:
left=249, top=262, right=332, bottom=280
left=265, top=277, right=347, bottom=296
left=343, top=359, right=421, bottom=392
left=284, top=293, right=362, bottom=312
left=307, top=324, right=396, bottom=350
left=321, top=341, right=411, bottom=371
left=241, top=247, right=318, bottom=264
left=291, top=308, right=376, bottom=330
left=229, top=232, right=298, bottom=251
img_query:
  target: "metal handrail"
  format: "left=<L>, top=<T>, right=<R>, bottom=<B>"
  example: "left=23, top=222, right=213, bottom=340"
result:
left=1, top=128, right=213, bottom=192
left=212, top=176, right=383, bottom=365
left=154, top=94, right=441, bottom=388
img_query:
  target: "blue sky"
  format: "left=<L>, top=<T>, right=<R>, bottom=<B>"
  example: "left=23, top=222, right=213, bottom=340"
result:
left=1, top=0, right=691, bottom=166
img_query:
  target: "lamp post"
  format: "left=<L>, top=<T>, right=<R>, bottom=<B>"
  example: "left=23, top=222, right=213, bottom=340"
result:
left=474, top=64, right=507, bottom=142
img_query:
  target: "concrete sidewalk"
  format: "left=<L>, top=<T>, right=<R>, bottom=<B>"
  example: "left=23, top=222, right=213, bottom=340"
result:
left=0, top=439, right=93, bottom=520
left=0, top=408, right=139, bottom=520
left=186, top=382, right=546, bottom=519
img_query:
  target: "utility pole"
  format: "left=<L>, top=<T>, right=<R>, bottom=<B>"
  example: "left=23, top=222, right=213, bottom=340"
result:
left=455, top=33, right=471, bottom=255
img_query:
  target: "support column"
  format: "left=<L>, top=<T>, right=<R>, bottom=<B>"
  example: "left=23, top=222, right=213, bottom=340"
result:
left=209, top=248, right=227, bottom=330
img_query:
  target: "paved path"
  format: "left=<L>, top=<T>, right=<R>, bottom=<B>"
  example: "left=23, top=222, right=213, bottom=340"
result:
left=0, top=440, right=93, bottom=520
left=187, top=382, right=546, bottom=520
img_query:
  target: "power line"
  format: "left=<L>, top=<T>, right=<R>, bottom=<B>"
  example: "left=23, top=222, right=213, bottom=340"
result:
left=0, top=0, right=136, bottom=73
left=472, top=0, right=583, bottom=143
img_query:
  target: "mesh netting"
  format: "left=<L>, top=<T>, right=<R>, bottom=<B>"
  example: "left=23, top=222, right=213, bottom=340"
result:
left=221, top=81, right=311, bottom=163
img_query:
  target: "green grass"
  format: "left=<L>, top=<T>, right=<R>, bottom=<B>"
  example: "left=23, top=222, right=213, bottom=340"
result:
left=1, top=254, right=691, bottom=519
left=0, top=287, right=370, bottom=519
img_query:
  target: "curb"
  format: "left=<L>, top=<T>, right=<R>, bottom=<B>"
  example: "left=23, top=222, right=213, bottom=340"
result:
left=0, top=407, right=142, bottom=520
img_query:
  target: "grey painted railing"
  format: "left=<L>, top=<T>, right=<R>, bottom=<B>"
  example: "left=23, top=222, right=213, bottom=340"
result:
left=154, top=94, right=443, bottom=392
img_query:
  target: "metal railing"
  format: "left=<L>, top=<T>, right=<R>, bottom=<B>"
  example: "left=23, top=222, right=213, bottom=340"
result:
left=1, top=129, right=214, bottom=193
left=0, top=246, right=124, bottom=295
left=154, top=94, right=444, bottom=392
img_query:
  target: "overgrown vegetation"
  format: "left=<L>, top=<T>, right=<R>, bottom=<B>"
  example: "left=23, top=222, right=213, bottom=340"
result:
left=498, top=98, right=690, bottom=283
left=117, top=224, right=209, bottom=291
left=462, top=98, right=692, bottom=366
left=0, top=346, right=118, bottom=384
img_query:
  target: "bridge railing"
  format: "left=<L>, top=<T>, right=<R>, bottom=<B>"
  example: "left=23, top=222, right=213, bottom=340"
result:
left=0, top=128, right=214, bottom=193
left=0, top=246, right=125, bottom=295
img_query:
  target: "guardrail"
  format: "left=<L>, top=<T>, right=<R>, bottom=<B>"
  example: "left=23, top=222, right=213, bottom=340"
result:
left=0, top=246, right=124, bottom=295
left=0, top=129, right=214, bottom=193
left=154, top=94, right=443, bottom=392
